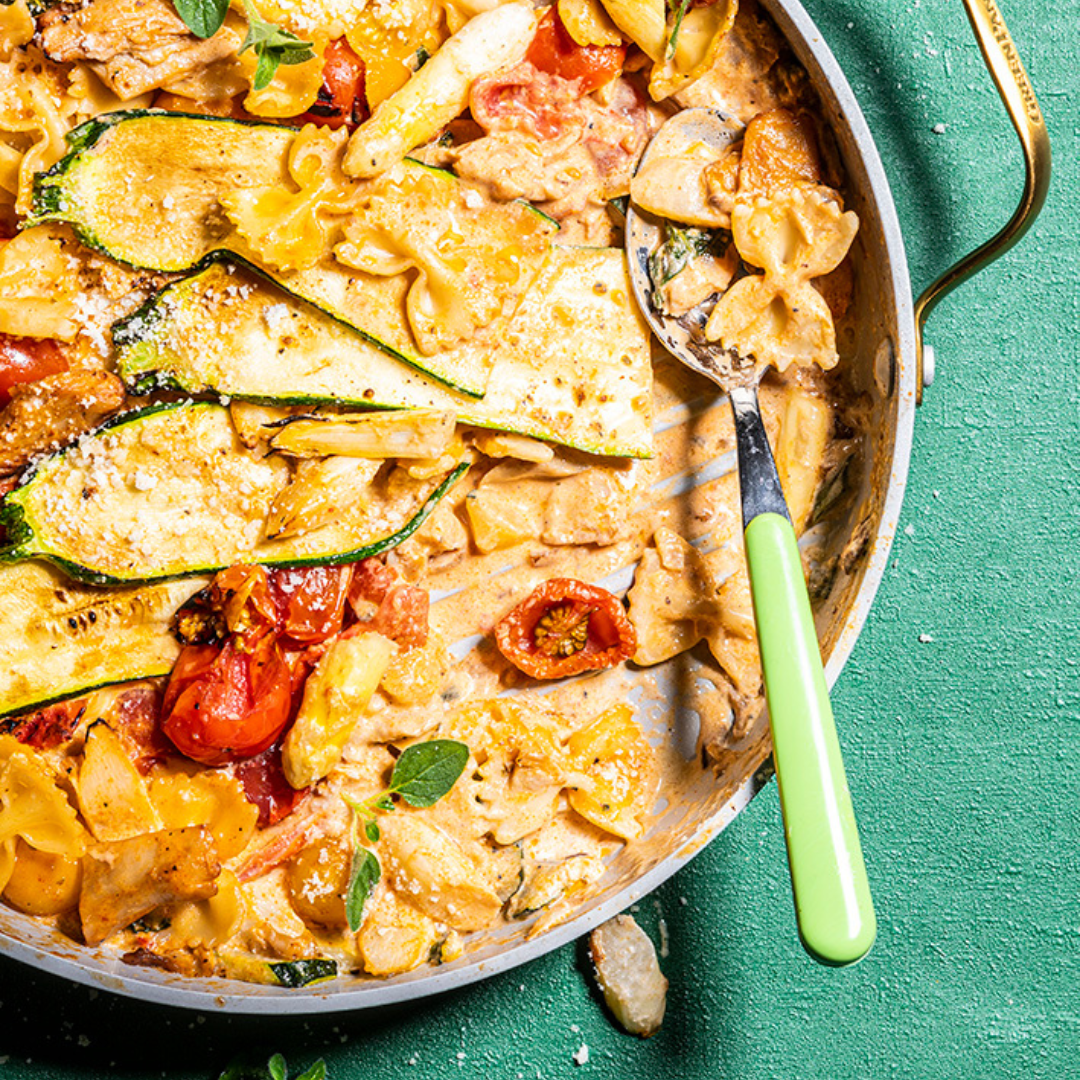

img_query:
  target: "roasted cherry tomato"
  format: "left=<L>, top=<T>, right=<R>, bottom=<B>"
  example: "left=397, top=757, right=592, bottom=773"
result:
left=346, top=557, right=428, bottom=650
left=348, top=556, right=396, bottom=607
left=525, top=6, right=627, bottom=94
left=268, top=564, right=353, bottom=647
left=162, top=632, right=293, bottom=765
left=297, top=38, right=369, bottom=130
left=494, top=578, right=636, bottom=679
left=0, top=334, right=67, bottom=406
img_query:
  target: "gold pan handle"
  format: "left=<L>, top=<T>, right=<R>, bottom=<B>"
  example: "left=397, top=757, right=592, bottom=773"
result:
left=915, top=0, right=1052, bottom=403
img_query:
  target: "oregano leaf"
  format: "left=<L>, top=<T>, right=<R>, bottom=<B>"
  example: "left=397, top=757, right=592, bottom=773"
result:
left=388, top=740, right=469, bottom=808
left=345, top=846, right=380, bottom=933
left=268, top=1056, right=287, bottom=1080
left=252, top=48, right=279, bottom=91
left=294, top=1062, right=327, bottom=1080
left=173, top=0, right=229, bottom=39
left=365, top=819, right=380, bottom=843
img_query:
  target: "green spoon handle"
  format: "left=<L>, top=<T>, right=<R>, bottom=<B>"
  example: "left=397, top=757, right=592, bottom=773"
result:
left=745, top=511, right=876, bottom=964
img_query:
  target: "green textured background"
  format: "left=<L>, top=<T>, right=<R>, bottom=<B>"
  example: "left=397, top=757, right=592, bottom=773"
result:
left=3, top=1, right=1077, bottom=1076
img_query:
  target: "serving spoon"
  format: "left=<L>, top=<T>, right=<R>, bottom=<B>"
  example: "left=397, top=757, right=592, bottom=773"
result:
left=626, top=108, right=875, bottom=966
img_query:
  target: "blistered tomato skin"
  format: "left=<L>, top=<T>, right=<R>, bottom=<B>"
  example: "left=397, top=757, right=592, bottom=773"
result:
left=298, top=38, right=369, bottom=130
left=494, top=578, right=637, bottom=679
left=161, top=633, right=293, bottom=766
left=525, top=7, right=627, bottom=94
left=269, top=564, right=353, bottom=647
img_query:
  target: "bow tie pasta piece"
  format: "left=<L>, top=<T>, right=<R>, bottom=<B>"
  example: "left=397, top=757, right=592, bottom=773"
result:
left=221, top=125, right=356, bottom=273
left=334, top=164, right=555, bottom=355
left=0, top=226, right=85, bottom=341
left=435, top=699, right=570, bottom=846
left=706, top=273, right=840, bottom=372
left=0, top=739, right=88, bottom=894
left=706, top=185, right=858, bottom=371
left=377, top=813, right=503, bottom=932
left=730, top=186, right=857, bottom=280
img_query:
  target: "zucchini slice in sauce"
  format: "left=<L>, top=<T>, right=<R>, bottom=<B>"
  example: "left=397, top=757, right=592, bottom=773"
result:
left=30, top=112, right=555, bottom=397
left=0, top=560, right=204, bottom=719
left=0, top=402, right=467, bottom=585
left=115, top=247, right=654, bottom=459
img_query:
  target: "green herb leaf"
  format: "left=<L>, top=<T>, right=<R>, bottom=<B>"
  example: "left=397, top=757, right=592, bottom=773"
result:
left=239, top=0, right=314, bottom=91
left=173, top=0, right=229, bottom=39
left=346, top=846, right=380, bottom=932
left=374, top=794, right=395, bottom=812
left=268, top=958, right=338, bottom=988
left=647, top=223, right=724, bottom=294
left=389, top=739, right=470, bottom=807
left=365, top=818, right=381, bottom=843
left=218, top=1055, right=326, bottom=1080
left=666, top=0, right=693, bottom=60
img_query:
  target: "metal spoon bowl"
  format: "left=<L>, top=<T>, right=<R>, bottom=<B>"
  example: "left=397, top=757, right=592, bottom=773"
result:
left=626, top=107, right=876, bottom=966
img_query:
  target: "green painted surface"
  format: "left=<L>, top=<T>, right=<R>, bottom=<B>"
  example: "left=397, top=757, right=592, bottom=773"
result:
left=2, top=0, right=1077, bottom=1076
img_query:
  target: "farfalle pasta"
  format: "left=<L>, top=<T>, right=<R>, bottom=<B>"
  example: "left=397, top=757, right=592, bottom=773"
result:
left=0, top=0, right=865, bottom=989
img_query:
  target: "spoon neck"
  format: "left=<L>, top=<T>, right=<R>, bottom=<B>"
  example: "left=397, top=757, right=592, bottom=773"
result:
left=729, top=384, right=791, bottom=526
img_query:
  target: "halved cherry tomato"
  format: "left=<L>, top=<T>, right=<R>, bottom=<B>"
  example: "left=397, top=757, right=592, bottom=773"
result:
left=162, top=632, right=293, bottom=766
left=234, top=742, right=309, bottom=827
left=297, top=38, right=369, bottom=130
left=0, top=334, right=68, bottom=407
left=174, top=564, right=351, bottom=648
left=525, top=7, right=627, bottom=94
left=495, top=578, right=637, bottom=679
left=173, top=565, right=277, bottom=645
left=348, top=556, right=396, bottom=607
left=268, top=564, right=353, bottom=647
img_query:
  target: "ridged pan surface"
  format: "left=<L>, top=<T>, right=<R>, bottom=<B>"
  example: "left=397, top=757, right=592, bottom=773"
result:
left=0, top=0, right=915, bottom=1013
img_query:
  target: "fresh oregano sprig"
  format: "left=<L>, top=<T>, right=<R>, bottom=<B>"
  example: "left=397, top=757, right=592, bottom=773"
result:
left=239, top=0, right=315, bottom=91
left=343, top=739, right=470, bottom=932
left=171, top=0, right=314, bottom=91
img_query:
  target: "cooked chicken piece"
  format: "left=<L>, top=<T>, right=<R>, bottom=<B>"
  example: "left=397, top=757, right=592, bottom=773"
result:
left=589, top=914, right=668, bottom=1037
left=38, top=0, right=242, bottom=101
left=79, top=825, right=221, bottom=946
left=0, top=369, right=124, bottom=475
